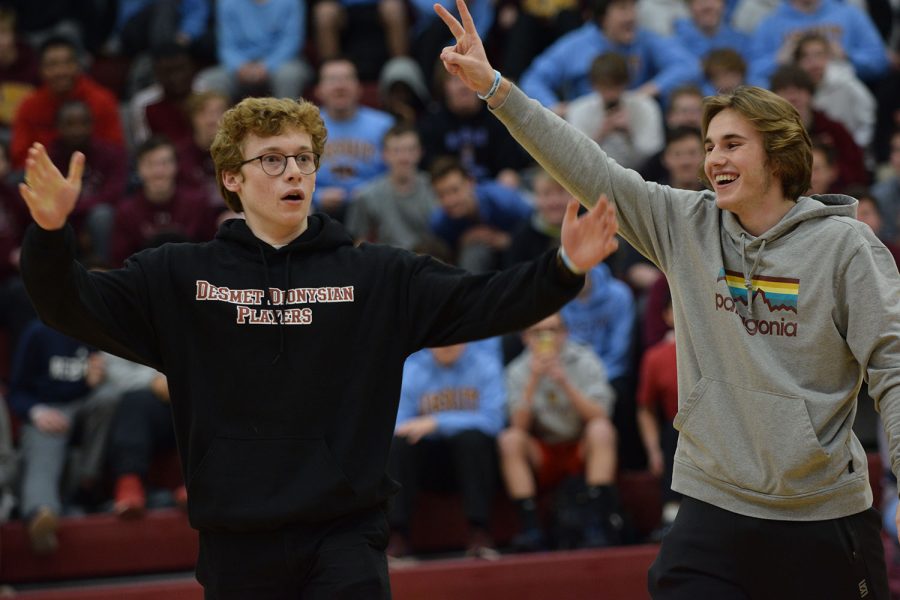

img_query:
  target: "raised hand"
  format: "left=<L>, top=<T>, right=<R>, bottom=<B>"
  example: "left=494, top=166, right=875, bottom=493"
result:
left=560, top=194, right=619, bottom=273
left=18, top=143, right=84, bottom=231
left=434, top=0, right=495, bottom=95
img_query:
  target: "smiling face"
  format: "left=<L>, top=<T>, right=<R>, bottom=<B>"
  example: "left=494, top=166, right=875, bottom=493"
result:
left=433, top=170, right=477, bottom=219
left=222, top=128, right=317, bottom=246
left=689, top=0, right=724, bottom=32
left=704, top=108, right=785, bottom=219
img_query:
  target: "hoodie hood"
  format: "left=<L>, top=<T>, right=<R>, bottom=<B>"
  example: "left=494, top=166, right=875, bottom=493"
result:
left=216, top=214, right=354, bottom=256
left=721, top=195, right=856, bottom=315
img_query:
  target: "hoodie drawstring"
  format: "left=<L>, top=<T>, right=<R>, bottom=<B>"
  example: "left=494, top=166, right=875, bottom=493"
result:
left=257, top=246, right=286, bottom=364
left=739, top=234, right=766, bottom=316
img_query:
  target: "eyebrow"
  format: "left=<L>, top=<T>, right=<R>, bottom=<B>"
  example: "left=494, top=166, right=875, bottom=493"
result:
left=256, top=145, right=314, bottom=153
left=703, top=133, right=749, bottom=145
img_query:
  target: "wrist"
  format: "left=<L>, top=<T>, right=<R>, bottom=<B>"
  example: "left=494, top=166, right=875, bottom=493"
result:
left=477, top=69, right=502, bottom=101
left=558, top=246, right=587, bottom=276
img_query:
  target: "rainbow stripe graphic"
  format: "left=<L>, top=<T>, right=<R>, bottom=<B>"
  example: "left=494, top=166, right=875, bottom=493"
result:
left=717, top=269, right=799, bottom=313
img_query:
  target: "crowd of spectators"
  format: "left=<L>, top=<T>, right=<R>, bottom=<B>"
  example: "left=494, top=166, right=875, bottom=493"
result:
left=0, top=0, right=898, bottom=562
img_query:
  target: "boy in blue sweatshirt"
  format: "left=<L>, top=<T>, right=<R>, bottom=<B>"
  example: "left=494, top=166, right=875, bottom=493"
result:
left=388, top=338, right=505, bottom=558
left=9, top=320, right=104, bottom=554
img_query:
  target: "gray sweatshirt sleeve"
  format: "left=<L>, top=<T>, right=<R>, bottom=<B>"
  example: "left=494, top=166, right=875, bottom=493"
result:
left=491, top=84, right=709, bottom=271
left=840, top=239, right=900, bottom=486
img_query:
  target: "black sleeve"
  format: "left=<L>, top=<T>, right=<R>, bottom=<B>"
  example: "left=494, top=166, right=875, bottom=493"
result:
left=403, top=247, right=583, bottom=352
left=20, top=224, right=164, bottom=370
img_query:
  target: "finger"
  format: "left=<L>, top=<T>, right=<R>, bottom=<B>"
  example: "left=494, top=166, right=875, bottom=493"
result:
left=456, top=0, right=478, bottom=35
left=434, top=3, right=465, bottom=39
left=18, top=182, right=36, bottom=206
left=564, top=198, right=579, bottom=226
left=67, top=151, right=85, bottom=185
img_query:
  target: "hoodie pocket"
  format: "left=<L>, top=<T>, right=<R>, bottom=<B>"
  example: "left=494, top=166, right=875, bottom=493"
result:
left=674, top=378, right=836, bottom=497
left=187, top=436, right=358, bottom=530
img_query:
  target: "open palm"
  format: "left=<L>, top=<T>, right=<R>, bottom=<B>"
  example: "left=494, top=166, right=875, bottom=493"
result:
left=18, top=143, right=84, bottom=231
left=560, top=194, right=619, bottom=272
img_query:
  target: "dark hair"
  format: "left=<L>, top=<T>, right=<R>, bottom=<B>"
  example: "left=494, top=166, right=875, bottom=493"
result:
left=39, top=35, right=79, bottom=61
left=590, top=0, right=635, bottom=21
left=136, top=135, right=175, bottom=161
left=382, top=123, right=420, bottom=145
left=811, top=141, right=836, bottom=166
left=792, top=30, right=831, bottom=63
left=666, top=125, right=702, bottom=147
left=703, top=48, right=747, bottom=80
left=428, top=155, right=470, bottom=183
left=769, top=64, right=816, bottom=95
left=589, top=52, right=630, bottom=87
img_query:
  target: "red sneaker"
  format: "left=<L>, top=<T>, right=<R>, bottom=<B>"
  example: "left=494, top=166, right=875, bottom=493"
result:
left=174, top=484, right=188, bottom=510
left=114, top=474, right=146, bottom=519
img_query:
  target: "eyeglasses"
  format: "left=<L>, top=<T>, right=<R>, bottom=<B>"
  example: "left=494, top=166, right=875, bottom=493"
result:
left=240, top=152, right=320, bottom=176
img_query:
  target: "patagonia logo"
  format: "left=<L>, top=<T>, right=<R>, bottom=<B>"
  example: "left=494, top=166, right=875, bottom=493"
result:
left=715, top=269, right=800, bottom=337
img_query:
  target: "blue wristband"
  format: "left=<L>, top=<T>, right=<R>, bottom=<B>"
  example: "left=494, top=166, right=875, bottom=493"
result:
left=558, top=246, right=586, bottom=276
left=477, top=70, right=502, bottom=101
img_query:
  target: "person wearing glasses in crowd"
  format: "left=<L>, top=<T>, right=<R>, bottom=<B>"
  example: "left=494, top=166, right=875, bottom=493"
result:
left=16, top=95, right=620, bottom=597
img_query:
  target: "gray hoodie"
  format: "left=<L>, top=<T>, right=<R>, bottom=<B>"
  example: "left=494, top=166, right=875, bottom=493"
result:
left=493, top=85, right=900, bottom=520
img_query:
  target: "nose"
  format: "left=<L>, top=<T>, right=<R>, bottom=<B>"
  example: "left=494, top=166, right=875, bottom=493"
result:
left=283, top=156, right=304, bottom=179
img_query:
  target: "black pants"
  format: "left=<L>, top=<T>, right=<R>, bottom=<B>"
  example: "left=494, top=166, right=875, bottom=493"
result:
left=197, top=508, right=390, bottom=599
left=107, top=389, right=176, bottom=478
left=388, top=430, right=496, bottom=532
left=649, top=496, right=889, bottom=599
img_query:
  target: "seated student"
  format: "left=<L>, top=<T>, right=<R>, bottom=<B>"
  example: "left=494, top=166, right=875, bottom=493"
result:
left=110, top=136, right=216, bottom=266
left=807, top=142, right=839, bottom=196
left=345, top=124, right=437, bottom=250
left=566, top=52, right=665, bottom=173
left=313, top=58, right=395, bottom=222
left=429, top=156, right=533, bottom=272
left=9, top=319, right=105, bottom=554
left=792, top=30, right=875, bottom=150
left=636, top=293, right=680, bottom=538
left=387, top=339, right=505, bottom=559
left=0, top=6, right=40, bottom=143
left=500, top=313, right=619, bottom=551
left=702, top=47, right=747, bottom=95
left=108, top=371, right=184, bottom=518
left=175, top=91, right=232, bottom=216
left=770, top=64, right=869, bottom=190
left=48, top=100, right=127, bottom=265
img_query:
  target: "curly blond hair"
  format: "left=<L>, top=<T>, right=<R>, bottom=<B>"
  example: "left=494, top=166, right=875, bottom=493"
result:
left=210, top=97, right=328, bottom=212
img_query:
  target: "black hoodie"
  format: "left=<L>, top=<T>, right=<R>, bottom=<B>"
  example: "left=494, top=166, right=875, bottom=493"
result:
left=21, top=214, right=584, bottom=533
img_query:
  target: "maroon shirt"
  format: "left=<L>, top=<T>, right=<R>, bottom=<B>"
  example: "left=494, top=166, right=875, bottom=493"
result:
left=145, top=98, right=193, bottom=147
left=110, top=185, right=217, bottom=266
left=811, top=110, right=869, bottom=190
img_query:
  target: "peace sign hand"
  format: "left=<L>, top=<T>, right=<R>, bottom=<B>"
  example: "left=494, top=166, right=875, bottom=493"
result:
left=18, top=143, right=83, bottom=231
left=434, top=0, right=496, bottom=96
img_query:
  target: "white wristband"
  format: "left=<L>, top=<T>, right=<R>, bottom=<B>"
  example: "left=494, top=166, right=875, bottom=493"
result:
left=477, top=70, right=502, bottom=101
left=558, top=246, right=586, bottom=276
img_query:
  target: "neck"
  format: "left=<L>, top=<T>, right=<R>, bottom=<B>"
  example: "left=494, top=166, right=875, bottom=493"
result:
left=735, top=198, right=795, bottom=236
left=247, top=216, right=308, bottom=247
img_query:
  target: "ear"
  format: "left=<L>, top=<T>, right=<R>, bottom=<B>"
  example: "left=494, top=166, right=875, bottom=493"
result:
left=222, top=170, right=242, bottom=193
